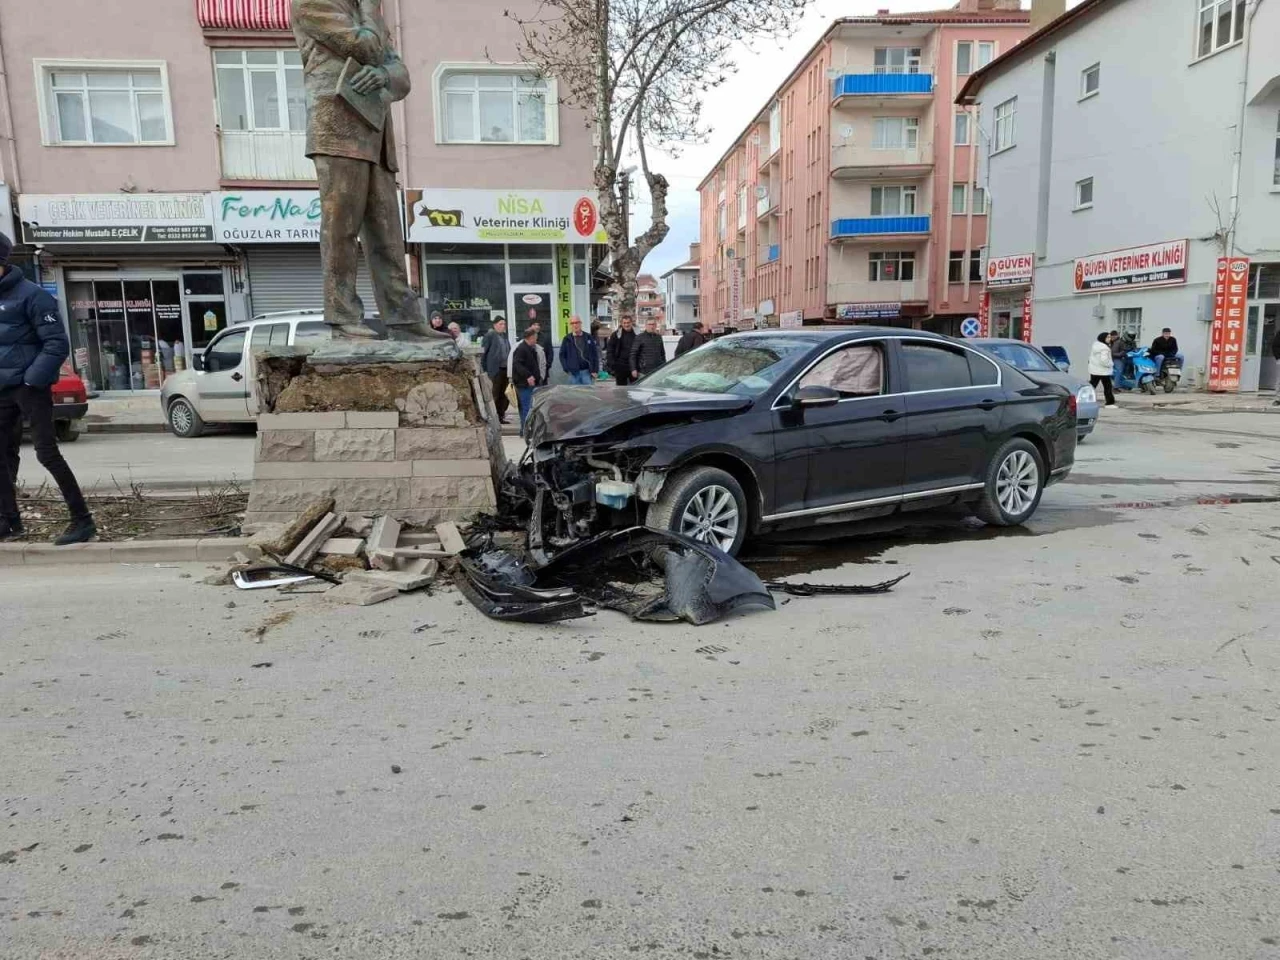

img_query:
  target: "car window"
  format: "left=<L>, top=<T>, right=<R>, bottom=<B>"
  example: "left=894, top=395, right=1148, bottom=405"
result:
left=640, top=336, right=815, bottom=398
left=206, top=329, right=247, bottom=373
left=901, top=342, right=974, bottom=392
left=251, top=323, right=289, bottom=352
left=294, top=321, right=332, bottom=346
left=981, top=342, right=1055, bottom=372
left=799, top=344, right=884, bottom=397
left=967, top=351, right=1000, bottom=386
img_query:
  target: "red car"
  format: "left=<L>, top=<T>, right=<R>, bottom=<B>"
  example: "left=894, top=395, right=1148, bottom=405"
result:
left=45, top=362, right=89, bottom=442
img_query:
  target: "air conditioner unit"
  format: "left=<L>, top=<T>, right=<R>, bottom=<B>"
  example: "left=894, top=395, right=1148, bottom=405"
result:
left=725, top=248, right=736, bottom=260
left=1091, top=304, right=1105, bottom=319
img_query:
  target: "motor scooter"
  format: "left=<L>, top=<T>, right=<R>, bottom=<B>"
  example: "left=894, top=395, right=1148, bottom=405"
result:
left=1152, top=356, right=1182, bottom=393
left=1115, top=347, right=1159, bottom=394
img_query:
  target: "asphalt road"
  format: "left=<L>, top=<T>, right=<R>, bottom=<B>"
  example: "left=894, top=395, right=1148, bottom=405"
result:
left=3, top=409, right=1280, bottom=959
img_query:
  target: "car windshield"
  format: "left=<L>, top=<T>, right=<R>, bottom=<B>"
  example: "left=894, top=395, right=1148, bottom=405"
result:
left=639, top=336, right=816, bottom=398
left=981, top=342, right=1057, bottom=372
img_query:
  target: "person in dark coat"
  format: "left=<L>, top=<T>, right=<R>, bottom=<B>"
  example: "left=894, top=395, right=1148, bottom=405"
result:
left=674, top=321, right=709, bottom=358
left=511, top=327, right=547, bottom=433
left=479, top=316, right=511, bottom=423
left=630, top=318, right=667, bottom=380
left=558, top=315, right=600, bottom=385
left=0, top=233, right=95, bottom=545
left=605, top=316, right=637, bottom=385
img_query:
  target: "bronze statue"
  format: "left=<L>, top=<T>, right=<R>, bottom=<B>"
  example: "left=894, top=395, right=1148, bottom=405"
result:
left=292, top=0, right=446, bottom=340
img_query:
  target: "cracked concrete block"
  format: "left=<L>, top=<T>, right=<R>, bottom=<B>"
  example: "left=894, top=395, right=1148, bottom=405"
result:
left=257, top=430, right=315, bottom=462
left=395, top=427, right=486, bottom=461
left=314, top=428, right=396, bottom=462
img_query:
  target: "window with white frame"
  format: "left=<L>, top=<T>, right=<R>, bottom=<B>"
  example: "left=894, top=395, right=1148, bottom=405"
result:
left=993, top=97, right=1017, bottom=152
left=956, top=42, right=973, bottom=76
left=215, top=50, right=304, bottom=133
left=39, top=61, right=171, bottom=145
left=737, top=183, right=748, bottom=229
left=954, top=112, right=970, bottom=145
left=977, top=42, right=995, bottom=68
left=972, top=185, right=987, bottom=214
left=874, top=47, right=922, bottom=75
left=717, top=202, right=727, bottom=239
left=1080, top=62, right=1100, bottom=99
left=869, top=251, right=916, bottom=282
left=872, top=116, right=919, bottom=149
left=870, top=185, right=917, bottom=216
left=1075, top=176, right=1094, bottom=209
left=438, top=68, right=555, bottom=144
left=1197, top=0, right=1245, bottom=57
left=952, top=183, right=967, bottom=214
left=948, top=249, right=984, bottom=283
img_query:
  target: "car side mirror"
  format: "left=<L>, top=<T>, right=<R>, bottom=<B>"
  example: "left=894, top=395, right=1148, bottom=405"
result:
left=192, top=352, right=207, bottom=372
left=794, top=384, right=841, bottom=408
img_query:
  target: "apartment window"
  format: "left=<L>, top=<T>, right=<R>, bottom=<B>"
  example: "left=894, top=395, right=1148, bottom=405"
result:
left=874, top=47, right=922, bottom=75
left=956, top=41, right=973, bottom=76
left=972, top=185, right=987, bottom=214
left=692, top=274, right=699, bottom=289
left=872, top=117, right=919, bottom=149
left=215, top=50, right=304, bottom=133
left=952, top=183, right=967, bottom=214
left=1080, top=62, right=1100, bottom=99
left=954, top=112, right=970, bottom=145
left=1197, top=0, right=1245, bottom=57
left=1075, top=177, right=1094, bottom=209
left=993, top=97, right=1017, bottom=152
left=692, top=304, right=699, bottom=319
left=717, top=202, right=727, bottom=239
left=869, top=251, right=916, bottom=282
left=38, top=61, right=172, bottom=145
left=870, top=185, right=917, bottom=216
left=977, top=42, right=995, bottom=68
left=437, top=68, right=555, bottom=144
left=948, top=250, right=984, bottom=284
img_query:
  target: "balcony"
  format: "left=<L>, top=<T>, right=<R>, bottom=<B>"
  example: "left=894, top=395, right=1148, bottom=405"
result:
left=831, top=216, right=931, bottom=243
left=219, top=130, right=315, bottom=183
left=832, top=73, right=934, bottom=108
left=757, top=192, right=779, bottom=218
left=827, top=280, right=925, bottom=305
left=831, top=142, right=933, bottom=181
left=759, top=244, right=780, bottom=265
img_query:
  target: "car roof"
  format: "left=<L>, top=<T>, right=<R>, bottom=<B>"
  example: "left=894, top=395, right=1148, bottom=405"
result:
left=969, top=338, right=1042, bottom=346
left=725, top=327, right=956, bottom=345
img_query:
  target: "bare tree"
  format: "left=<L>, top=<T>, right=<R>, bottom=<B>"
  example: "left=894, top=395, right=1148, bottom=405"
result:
left=508, top=0, right=811, bottom=314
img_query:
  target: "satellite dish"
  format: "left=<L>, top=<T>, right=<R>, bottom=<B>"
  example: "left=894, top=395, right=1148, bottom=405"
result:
left=839, top=124, right=854, bottom=140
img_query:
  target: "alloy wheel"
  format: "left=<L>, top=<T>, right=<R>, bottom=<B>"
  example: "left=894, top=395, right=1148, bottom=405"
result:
left=995, top=450, right=1039, bottom=518
left=170, top=402, right=194, bottom=435
left=679, top=484, right=740, bottom=553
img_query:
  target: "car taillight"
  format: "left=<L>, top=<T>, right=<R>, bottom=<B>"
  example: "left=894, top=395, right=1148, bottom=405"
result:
left=1068, top=393, right=1078, bottom=418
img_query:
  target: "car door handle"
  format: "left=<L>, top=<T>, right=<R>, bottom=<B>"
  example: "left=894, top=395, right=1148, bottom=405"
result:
left=879, top=409, right=903, bottom=422
left=978, top=399, right=997, bottom=411
left=231, top=373, right=243, bottom=382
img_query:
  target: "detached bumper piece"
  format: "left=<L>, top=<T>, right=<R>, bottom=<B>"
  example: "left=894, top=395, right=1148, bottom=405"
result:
left=457, top=556, right=593, bottom=624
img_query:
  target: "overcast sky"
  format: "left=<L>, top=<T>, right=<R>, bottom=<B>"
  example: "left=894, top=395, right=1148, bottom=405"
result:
left=637, top=0, right=1027, bottom=277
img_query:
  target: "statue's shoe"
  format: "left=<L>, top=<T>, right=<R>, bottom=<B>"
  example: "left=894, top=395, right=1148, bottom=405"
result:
left=384, top=322, right=455, bottom=342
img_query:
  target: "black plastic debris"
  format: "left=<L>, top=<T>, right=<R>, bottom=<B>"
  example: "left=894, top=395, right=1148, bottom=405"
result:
left=456, top=555, right=592, bottom=624
left=762, top=573, right=910, bottom=597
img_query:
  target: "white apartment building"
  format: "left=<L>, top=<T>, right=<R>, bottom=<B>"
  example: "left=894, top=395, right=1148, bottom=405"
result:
left=662, top=245, right=701, bottom=331
left=959, top=0, right=1280, bottom=392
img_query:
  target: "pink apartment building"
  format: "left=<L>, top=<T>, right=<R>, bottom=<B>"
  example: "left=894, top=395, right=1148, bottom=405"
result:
left=698, top=1, right=1029, bottom=334
left=0, top=0, right=599, bottom=393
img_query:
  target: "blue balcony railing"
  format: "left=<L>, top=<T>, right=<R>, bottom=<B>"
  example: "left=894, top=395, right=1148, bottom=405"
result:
left=768, top=244, right=780, bottom=262
left=831, top=216, right=931, bottom=240
left=832, top=74, right=934, bottom=99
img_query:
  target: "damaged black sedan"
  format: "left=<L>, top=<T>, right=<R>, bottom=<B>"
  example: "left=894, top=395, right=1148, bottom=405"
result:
left=519, top=329, right=1076, bottom=558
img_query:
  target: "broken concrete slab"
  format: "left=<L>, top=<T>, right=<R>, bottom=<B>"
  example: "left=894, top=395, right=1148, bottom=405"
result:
left=435, top=522, right=466, bottom=556
left=368, top=515, right=403, bottom=570
left=397, top=532, right=442, bottom=547
left=258, top=498, right=336, bottom=557
left=284, top=512, right=343, bottom=567
left=344, top=515, right=374, bottom=537
left=345, top=568, right=436, bottom=593
left=321, top=581, right=399, bottom=607
left=396, top=557, right=439, bottom=578
left=319, top=538, right=365, bottom=557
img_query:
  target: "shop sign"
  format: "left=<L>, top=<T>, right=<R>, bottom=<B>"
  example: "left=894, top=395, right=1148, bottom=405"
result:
left=779, top=310, right=803, bottom=329
left=214, top=191, right=323, bottom=243
left=404, top=189, right=609, bottom=244
left=986, top=253, right=1034, bottom=289
left=1072, top=239, right=1188, bottom=293
left=18, top=193, right=214, bottom=244
left=727, top=257, right=743, bottom=326
left=1208, top=256, right=1249, bottom=393
left=1021, top=287, right=1034, bottom=343
left=555, top=245, right=573, bottom=339
left=837, top=302, right=900, bottom=321
left=978, top=291, right=990, bottom=336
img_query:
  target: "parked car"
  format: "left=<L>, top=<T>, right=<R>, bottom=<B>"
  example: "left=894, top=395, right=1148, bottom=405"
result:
left=160, top=311, right=332, bottom=437
left=522, top=329, right=1077, bottom=557
left=47, top=361, right=88, bottom=442
left=970, top=338, right=1099, bottom=441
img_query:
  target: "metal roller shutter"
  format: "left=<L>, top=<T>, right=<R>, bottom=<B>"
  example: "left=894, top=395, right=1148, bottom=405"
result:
left=246, top=245, right=376, bottom=317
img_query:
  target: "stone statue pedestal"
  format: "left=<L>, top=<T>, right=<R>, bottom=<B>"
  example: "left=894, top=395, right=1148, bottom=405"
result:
left=244, top=339, right=506, bottom=532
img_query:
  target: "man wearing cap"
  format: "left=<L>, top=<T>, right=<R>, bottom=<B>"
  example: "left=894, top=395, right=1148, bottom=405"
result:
left=0, top=233, right=95, bottom=544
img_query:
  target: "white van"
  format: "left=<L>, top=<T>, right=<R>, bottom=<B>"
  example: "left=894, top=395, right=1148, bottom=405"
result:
left=159, top=311, right=332, bottom=437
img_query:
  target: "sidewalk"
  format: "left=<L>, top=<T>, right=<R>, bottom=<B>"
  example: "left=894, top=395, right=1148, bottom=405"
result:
left=1111, top=388, right=1280, bottom=415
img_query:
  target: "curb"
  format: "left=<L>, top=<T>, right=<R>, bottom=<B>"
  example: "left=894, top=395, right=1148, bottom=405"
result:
left=0, top=537, right=250, bottom=567
left=85, top=422, right=171, bottom=435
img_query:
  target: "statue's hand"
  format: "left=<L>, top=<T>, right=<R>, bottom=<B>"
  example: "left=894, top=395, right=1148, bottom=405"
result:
left=349, top=65, right=389, bottom=94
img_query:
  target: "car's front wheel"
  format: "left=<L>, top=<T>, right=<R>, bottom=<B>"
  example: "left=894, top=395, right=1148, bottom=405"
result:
left=646, top=466, right=748, bottom=556
left=54, top=421, right=81, bottom=443
left=976, top=438, right=1045, bottom=527
left=167, top=397, right=205, bottom=438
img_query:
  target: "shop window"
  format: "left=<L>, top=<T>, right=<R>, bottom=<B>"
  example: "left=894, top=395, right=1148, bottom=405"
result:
left=183, top=273, right=225, bottom=297
left=214, top=49, right=305, bottom=133
left=509, top=262, right=554, bottom=286
left=436, top=66, right=557, bottom=145
left=507, top=244, right=554, bottom=259
left=425, top=261, right=507, bottom=341
left=869, top=251, right=916, bottom=282
left=38, top=61, right=172, bottom=145
left=1197, top=0, right=1246, bottom=58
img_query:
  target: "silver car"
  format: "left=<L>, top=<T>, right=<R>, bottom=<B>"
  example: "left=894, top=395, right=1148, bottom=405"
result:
left=970, top=338, right=1099, bottom=440
left=160, top=311, right=332, bottom=437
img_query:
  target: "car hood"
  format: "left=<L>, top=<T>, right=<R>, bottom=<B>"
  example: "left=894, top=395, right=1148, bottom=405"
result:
left=526, top=385, right=752, bottom=444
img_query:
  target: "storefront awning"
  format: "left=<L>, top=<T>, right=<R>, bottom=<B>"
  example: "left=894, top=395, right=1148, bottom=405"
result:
left=197, top=0, right=290, bottom=31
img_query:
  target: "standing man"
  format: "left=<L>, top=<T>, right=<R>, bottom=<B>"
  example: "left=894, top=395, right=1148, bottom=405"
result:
left=292, top=0, right=446, bottom=341
left=0, top=234, right=95, bottom=545
left=480, top=316, right=511, bottom=424
left=558, top=315, right=600, bottom=386
left=511, top=327, right=546, bottom=433
left=630, top=318, right=667, bottom=381
left=606, top=315, right=637, bottom=385
left=675, top=321, right=709, bottom=358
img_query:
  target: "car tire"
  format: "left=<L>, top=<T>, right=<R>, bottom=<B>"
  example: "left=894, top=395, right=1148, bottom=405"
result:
left=167, top=397, right=205, bottom=438
left=976, top=438, right=1045, bottom=527
left=646, top=466, right=748, bottom=557
left=54, top=421, right=80, bottom=443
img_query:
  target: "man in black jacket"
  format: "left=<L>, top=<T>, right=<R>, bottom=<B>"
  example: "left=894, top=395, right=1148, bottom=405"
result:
left=675, top=321, right=709, bottom=358
left=0, top=233, right=94, bottom=544
left=605, top=315, right=637, bottom=385
left=511, top=327, right=546, bottom=434
left=1149, top=328, right=1183, bottom=371
left=630, top=318, right=667, bottom=380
